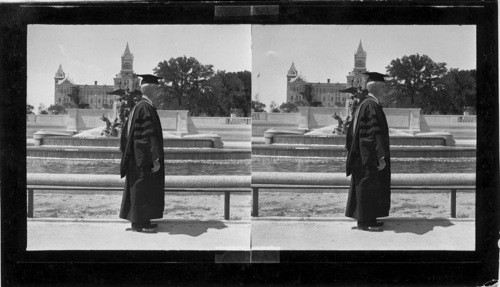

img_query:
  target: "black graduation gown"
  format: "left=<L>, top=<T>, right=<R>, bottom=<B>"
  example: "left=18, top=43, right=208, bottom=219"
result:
left=119, top=98, right=165, bottom=223
left=345, top=96, right=391, bottom=221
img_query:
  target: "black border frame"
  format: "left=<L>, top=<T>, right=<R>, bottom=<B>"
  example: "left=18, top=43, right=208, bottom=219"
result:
left=1, top=1, right=498, bottom=285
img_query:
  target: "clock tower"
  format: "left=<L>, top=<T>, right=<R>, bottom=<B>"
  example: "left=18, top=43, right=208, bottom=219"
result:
left=114, top=42, right=140, bottom=90
left=346, top=40, right=368, bottom=88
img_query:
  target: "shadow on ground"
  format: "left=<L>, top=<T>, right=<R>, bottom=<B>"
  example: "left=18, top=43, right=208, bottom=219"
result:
left=152, top=220, right=228, bottom=237
left=382, top=218, right=455, bottom=235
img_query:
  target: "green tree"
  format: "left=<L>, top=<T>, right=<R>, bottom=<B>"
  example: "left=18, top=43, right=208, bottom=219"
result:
left=154, top=56, right=214, bottom=111
left=234, top=70, right=252, bottom=116
left=193, top=73, right=225, bottom=116
left=67, top=86, right=81, bottom=106
left=422, top=68, right=476, bottom=115
left=279, top=102, right=299, bottom=113
left=47, top=104, right=67, bottom=115
left=446, top=69, right=476, bottom=114
left=27, top=104, right=34, bottom=114
left=310, top=101, right=323, bottom=107
left=252, top=100, right=266, bottom=112
left=386, top=54, right=447, bottom=110
left=218, top=70, right=246, bottom=116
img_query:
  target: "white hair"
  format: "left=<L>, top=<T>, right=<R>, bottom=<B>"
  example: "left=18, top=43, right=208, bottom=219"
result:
left=140, top=84, right=159, bottom=98
left=366, top=81, right=385, bottom=95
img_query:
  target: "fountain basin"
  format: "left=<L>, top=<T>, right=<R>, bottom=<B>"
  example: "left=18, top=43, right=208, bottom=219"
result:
left=33, top=130, right=73, bottom=146
left=42, top=136, right=215, bottom=149
left=27, top=146, right=251, bottom=160
left=271, top=134, right=450, bottom=146
left=251, top=145, right=475, bottom=158
left=263, top=129, right=304, bottom=144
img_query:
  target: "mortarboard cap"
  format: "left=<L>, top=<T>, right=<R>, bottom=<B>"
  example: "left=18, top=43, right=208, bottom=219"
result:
left=338, top=87, right=359, bottom=95
left=363, top=72, right=388, bottom=83
left=106, top=89, right=126, bottom=96
left=136, top=74, right=162, bottom=85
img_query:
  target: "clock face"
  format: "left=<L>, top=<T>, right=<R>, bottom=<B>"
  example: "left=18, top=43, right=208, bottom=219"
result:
left=355, top=60, right=364, bottom=68
left=122, top=62, right=132, bottom=70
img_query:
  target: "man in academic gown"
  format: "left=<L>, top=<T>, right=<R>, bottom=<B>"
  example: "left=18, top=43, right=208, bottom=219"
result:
left=119, top=74, right=165, bottom=233
left=345, top=72, right=391, bottom=232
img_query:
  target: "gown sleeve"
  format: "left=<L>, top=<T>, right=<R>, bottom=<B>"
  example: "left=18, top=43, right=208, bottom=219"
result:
left=132, top=104, right=162, bottom=169
left=358, top=101, right=387, bottom=166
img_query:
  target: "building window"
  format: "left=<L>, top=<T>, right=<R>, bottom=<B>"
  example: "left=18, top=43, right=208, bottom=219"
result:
left=90, top=99, right=93, bottom=104
left=98, top=99, right=101, bottom=104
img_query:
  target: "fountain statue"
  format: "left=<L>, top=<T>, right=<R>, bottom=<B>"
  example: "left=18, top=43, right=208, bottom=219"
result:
left=98, top=88, right=141, bottom=137
left=330, top=87, right=367, bottom=135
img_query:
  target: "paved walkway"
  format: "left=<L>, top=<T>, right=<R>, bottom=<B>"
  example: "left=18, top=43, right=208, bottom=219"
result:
left=28, top=217, right=474, bottom=251
left=252, top=217, right=475, bottom=250
left=28, top=219, right=250, bottom=251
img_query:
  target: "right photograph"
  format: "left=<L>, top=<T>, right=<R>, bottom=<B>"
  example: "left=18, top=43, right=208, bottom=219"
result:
left=250, top=25, right=476, bottom=251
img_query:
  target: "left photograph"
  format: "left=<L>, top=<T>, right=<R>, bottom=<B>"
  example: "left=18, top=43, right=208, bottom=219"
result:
left=26, top=25, right=252, bottom=251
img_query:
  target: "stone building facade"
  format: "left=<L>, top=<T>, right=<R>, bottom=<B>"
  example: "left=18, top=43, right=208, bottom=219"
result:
left=54, top=43, right=141, bottom=109
left=286, top=41, right=370, bottom=107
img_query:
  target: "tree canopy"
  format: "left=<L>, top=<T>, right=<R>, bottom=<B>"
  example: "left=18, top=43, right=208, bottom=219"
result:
left=26, top=104, right=34, bottom=114
left=47, top=104, right=67, bottom=115
left=153, top=56, right=251, bottom=116
left=252, top=100, right=266, bottom=112
left=386, top=54, right=476, bottom=114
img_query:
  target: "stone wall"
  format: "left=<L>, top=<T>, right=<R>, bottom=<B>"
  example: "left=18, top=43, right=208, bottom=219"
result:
left=421, top=115, right=476, bottom=139
left=27, top=114, right=68, bottom=126
left=62, top=109, right=189, bottom=135
left=27, top=110, right=249, bottom=140
left=252, top=107, right=422, bottom=136
left=252, top=112, right=299, bottom=137
left=190, top=117, right=251, bottom=142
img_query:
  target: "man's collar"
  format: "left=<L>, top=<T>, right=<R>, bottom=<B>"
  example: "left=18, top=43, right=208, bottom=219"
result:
left=140, top=95, right=153, bottom=106
left=367, top=93, right=380, bottom=104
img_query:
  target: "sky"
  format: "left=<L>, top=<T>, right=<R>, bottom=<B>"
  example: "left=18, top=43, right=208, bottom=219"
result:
left=28, top=25, right=476, bottom=111
left=27, top=25, right=252, bottom=108
left=252, top=25, right=477, bottom=110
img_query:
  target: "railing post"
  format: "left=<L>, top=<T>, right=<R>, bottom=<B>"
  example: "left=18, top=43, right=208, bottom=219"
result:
left=27, top=188, right=34, bottom=218
left=252, top=187, right=259, bottom=217
left=451, top=189, right=457, bottom=218
left=224, top=191, right=230, bottom=220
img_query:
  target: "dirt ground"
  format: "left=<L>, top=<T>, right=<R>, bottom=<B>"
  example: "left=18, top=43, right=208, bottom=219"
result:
left=258, top=190, right=475, bottom=218
left=31, top=189, right=474, bottom=220
left=32, top=191, right=251, bottom=221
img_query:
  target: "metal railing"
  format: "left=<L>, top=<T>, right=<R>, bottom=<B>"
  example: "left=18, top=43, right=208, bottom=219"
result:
left=27, top=173, right=251, bottom=220
left=251, top=172, right=475, bottom=218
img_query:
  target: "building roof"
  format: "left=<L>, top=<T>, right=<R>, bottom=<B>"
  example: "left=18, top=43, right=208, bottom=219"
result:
left=56, top=77, right=75, bottom=85
left=55, top=64, right=65, bottom=78
left=289, top=75, right=306, bottom=83
left=287, top=62, right=298, bottom=76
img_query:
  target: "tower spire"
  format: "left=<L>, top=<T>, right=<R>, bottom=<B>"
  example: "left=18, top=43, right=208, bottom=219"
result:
left=123, top=42, right=132, bottom=56
left=356, top=40, right=364, bottom=54
left=55, top=64, right=65, bottom=77
left=287, top=62, right=298, bottom=76
left=54, top=64, right=65, bottom=85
